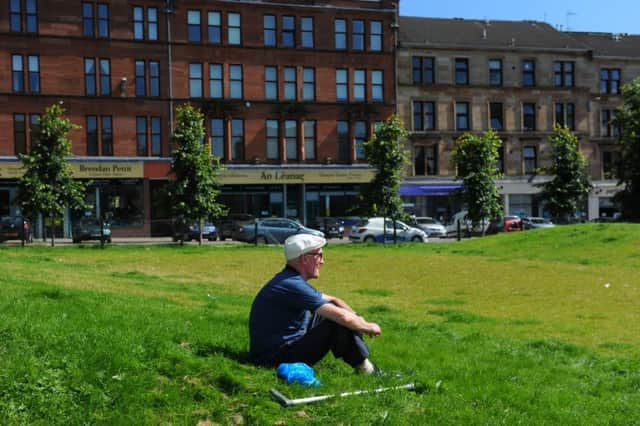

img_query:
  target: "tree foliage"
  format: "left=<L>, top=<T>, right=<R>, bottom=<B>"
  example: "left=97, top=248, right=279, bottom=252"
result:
left=17, top=102, right=88, bottom=246
left=612, top=77, right=640, bottom=219
left=359, top=115, right=409, bottom=219
left=451, top=131, right=503, bottom=233
left=537, top=125, right=591, bottom=221
left=168, top=103, right=226, bottom=243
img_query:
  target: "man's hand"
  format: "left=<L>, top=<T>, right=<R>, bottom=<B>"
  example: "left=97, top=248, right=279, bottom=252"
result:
left=363, top=321, right=381, bottom=337
left=316, top=303, right=382, bottom=337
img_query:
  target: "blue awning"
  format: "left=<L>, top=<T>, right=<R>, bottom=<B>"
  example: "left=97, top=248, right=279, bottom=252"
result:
left=400, top=183, right=461, bottom=196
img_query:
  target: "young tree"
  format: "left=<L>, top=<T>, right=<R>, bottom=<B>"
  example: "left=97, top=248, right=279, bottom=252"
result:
left=451, top=131, right=503, bottom=235
left=537, top=124, right=591, bottom=222
left=359, top=115, right=409, bottom=228
left=168, top=103, right=226, bottom=245
left=17, top=102, right=88, bottom=247
left=612, top=77, right=640, bottom=219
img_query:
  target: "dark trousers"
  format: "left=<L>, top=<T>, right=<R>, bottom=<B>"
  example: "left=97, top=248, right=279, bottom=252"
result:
left=272, top=316, right=369, bottom=367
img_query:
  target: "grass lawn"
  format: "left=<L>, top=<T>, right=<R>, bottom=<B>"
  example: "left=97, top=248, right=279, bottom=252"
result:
left=0, top=223, right=638, bottom=425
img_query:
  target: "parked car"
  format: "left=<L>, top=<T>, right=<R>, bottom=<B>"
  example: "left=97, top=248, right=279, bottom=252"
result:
left=445, top=211, right=491, bottom=237
left=173, top=222, right=218, bottom=241
left=522, top=217, right=555, bottom=230
left=313, top=217, right=345, bottom=239
left=233, top=217, right=324, bottom=244
left=411, top=216, right=447, bottom=238
left=349, top=217, right=428, bottom=243
left=72, top=218, right=112, bottom=243
left=216, top=214, right=254, bottom=240
left=0, top=216, right=30, bottom=242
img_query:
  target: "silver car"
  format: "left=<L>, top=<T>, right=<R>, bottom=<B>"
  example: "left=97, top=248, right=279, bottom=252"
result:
left=412, top=217, right=447, bottom=238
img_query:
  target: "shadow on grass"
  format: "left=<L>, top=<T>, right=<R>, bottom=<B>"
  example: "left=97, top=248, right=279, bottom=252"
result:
left=193, top=342, right=250, bottom=364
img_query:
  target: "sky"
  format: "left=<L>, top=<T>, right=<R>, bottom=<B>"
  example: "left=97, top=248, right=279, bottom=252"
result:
left=399, top=0, right=639, bottom=35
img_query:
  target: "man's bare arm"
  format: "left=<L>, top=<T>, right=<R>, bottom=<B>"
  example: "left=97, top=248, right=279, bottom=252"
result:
left=316, top=303, right=381, bottom=337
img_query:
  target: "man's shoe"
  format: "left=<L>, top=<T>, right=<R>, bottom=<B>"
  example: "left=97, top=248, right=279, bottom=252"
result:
left=356, top=359, right=383, bottom=375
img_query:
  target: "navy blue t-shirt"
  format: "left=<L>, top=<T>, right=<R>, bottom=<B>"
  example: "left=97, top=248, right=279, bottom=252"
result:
left=249, top=266, right=327, bottom=364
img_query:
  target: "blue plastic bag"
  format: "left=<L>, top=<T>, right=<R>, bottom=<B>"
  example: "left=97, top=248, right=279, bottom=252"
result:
left=276, top=362, right=320, bottom=387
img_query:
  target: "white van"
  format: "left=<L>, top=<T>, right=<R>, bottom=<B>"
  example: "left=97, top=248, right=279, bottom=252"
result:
left=445, top=211, right=490, bottom=237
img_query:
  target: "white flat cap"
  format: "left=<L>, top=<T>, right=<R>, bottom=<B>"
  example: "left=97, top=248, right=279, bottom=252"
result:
left=284, top=234, right=326, bottom=261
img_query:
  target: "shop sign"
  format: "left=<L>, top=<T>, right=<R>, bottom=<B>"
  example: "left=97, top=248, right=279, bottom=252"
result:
left=219, top=168, right=375, bottom=185
left=0, top=162, right=25, bottom=178
left=71, top=163, right=143, bottom=178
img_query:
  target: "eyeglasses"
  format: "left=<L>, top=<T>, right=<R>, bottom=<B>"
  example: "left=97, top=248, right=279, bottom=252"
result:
left=305, top=252, right=324, bottom=259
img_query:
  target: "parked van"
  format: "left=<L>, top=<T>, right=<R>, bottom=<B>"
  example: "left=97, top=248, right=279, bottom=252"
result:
left=445, top=211, right=490, bottom=237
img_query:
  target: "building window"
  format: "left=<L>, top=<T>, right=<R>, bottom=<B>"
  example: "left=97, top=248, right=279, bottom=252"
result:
left=414, top=145, right=438, bottom=176
left=82, top=2, right=108, bottom=38
left=210, top=64, right=223, bottom=98
left=281, top=16, right=295, bottom=47
left=336, top=69, right=348, bottom=102
left=302, top=67, right=315, bottom=101
left=354, top=121, right=367, bottom=160
left=150, top=117, right=161, bottom=156
left=304, top=120, right=316, bottom=160
left=602, top=150, right=618, bottom=179
left=337, top=121, right=349, bottom=162
left=371, top=70, right=383, bottom=102
left=489, top=102, right=503, bottom=130
left=455, top=58, right=469, bottom=85
left=189, top=63, right=203, bottom=98
left=210, top=118, right=224, bottom=158
left=13, top=54, right=39, bottom=94
left=522, top=103, right=536, bottom=131
left=229, top=64, right=243, bottom=99
left=412, top=56, right=434, bottom=85
left=85, top=58, right=97, bottom=95
left=263, top=15, right=276, bottom=47
left=135, top=60, right=146, bottom=97
left=523, top=146, right=537, bottom=174
left=149, top=61, right=159, bottom=97
left=266, top=119, right=279, bottom=160
left=231, top=119, right=244, bottom=160
left=489, top=59, right=502, bottom=86
left=455, top=102, right=470, bottom=130
left=522, top=60, right=535, bottom=87
left=370, top=21, right=382, bottom=51
left=102, top=115, right=113, bottom=156
left=555, top=102, right=575, bottom=130
left=133, top=6, right=157, bottom=40
left=601, top=109, right=620, bottom=137
left=301, top=17, right=314, bottom=48
left=29, top=114, right=41, bottom=149
left=495, top=142, right=504, bottom=173
left=98, top=58, right=110, bottom=96
left=207, top=11, right=221, bottom=43
left=228, top=13, right=241, bottom=45
left=13, top=113, right=27, bottom=155
left=353, top=69, right=365, bottom=102
left=352, top=20, right=364, bottom=50
left=10, top=0, right=38, bottom=33
left=285, top=120, right=297, bottom=160
left=335, top=19, right=347, bottom=49
left=600, top=68, right=620, bottom=95
left=86, top=115, right=99, bottom=156
left=554, top=61, right=574, bottom=87
left=413, top=101, right=435, bottom=131
left=187, top=10, right=201, bottom=42
left=264, top=66, right=278, bottom=100
left=283, top=67, right=297, bottom=101
left=136, top=116, right=148, bottom=156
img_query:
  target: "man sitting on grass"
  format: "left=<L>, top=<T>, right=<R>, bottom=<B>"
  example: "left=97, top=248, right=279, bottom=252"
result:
left=249, top=234, right=381, bottom=374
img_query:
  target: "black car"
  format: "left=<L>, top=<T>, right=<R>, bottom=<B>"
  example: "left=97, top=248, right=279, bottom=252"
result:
left=173, top=222, right=218, bottom=241
left=216, top=214, right=254, bottom=240
left=313, top=218, right=345, bottom=239
left=72, top=218, right=112, bottom=243
left=0, top=216, right=31, bottom=242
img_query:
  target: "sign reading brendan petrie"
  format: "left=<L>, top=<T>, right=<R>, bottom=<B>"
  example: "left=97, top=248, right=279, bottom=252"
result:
left=218, top=168, right=375, bottom=185
left=0, top=162, right=143, bottom=179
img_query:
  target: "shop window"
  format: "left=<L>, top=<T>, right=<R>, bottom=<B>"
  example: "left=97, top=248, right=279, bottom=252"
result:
left=227, top=13, right=241, bottom=45
left=522, top=59, right=535, bottom=87
left=285, top=120, right=297, bottom=160
left=231, top=119, right=244, bottom=160
left=264, top=66, right=278, bottom=100
left=337, top=121, right=349, bottom=162
left=335, top=19, right=346, bottom=49
left=100, top=181, right=144, bottom=227
left=301, top=17, right=314, bottom=48
left=266, top=119, right=279, bottom=160
left=133, top=6, right=157, bottom=40
left=304, top=120, right=316, bottom=160
left=370, top=21, right=382, bottom=51
left=207, top=11, right=221, bottom=43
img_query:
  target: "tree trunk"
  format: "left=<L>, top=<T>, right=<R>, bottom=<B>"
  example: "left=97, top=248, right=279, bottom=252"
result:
left=198, top=217, right=203, bottom=246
